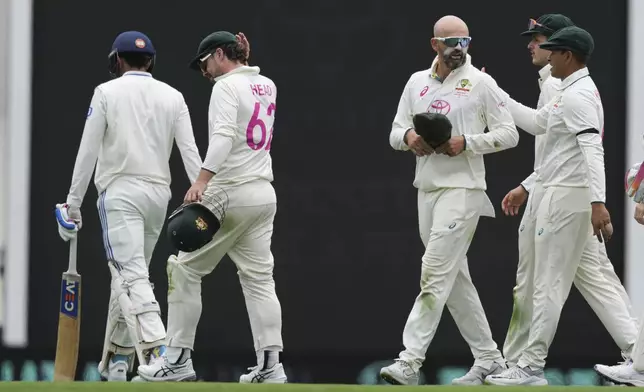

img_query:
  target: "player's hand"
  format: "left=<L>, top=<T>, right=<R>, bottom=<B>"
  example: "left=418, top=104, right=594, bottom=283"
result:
left=436, top=136, right=466, bottom=157
left=405, top=129, right=434, bottom=157
left=634, top=202, right=644, bottom=225
left=591, top=203, right=613, bottom=243
left=55, top=203, right=82, bottom=242
left=501, top=185, right=528, bottom=216
left=481, top=66, right=486, bottom=73
left=184, top=181, right=207, bottom=203
left=236, top=32, right=250, bottom=63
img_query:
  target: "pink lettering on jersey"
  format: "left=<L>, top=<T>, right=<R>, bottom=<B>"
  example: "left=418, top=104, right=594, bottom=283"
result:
left=250, top=84, right=273, bottom=96
left=246, top=101, right=276, bottom=150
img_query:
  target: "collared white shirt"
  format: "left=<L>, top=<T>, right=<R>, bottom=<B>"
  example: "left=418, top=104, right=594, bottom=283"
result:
left=66, top=71, right=202, bottom=207
left=510, top=67, right=606, bottom=203
left=389, top=54, right=519, bottom=200
left=520, top=64, right=561, bottom=192
left=202, top=66, right=277, bottom=207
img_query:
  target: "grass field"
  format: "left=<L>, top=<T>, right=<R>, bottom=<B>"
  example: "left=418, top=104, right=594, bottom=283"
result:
left=0, top=383, right=632, bottom=392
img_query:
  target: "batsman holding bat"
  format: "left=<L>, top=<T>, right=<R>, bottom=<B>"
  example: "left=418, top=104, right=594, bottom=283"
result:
left=55, top=31, right=202, bottom=381
left=138, top=31, right=287, bottom=383
left=485, top=26, right=611, bottom=386
left=380, top=15, right=519, bottom=386
left=488, top=14, right=637, bottom=382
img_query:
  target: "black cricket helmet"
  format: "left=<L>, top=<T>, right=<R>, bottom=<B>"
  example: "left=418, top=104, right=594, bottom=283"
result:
left=108, top=31, right=157, bottom=78
left=167, top=189, right=228, bottom=253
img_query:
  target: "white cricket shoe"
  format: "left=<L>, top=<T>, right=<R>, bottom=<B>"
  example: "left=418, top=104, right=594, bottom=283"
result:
left=239, top=363, right=287, bottom=383
left=106, top=359, right=129, bottom=382
left=594, top=362, right=644, bottom=386
left=485, top=365, right=548, bottom=386
left=136, top=356, right=197, bottom=382
left=452, top=361, right=507, bottom=385
left=380, top=359, right=420, bottom=385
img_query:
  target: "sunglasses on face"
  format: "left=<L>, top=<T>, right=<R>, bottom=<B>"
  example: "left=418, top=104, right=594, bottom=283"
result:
left=435, top=36, right=471, bottom=48
left=199, top=50, right=219, bottom=71
left=528, top=18, right=554, bottom=33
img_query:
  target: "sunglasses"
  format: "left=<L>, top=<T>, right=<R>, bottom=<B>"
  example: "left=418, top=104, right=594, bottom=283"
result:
left=528, top=18, right=554, bottom=33
left=435, top=36, right=471, bottom=48
left=199, top=50, right=220, bottom=71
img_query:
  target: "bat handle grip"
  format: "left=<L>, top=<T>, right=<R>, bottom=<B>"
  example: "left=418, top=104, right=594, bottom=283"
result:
left=68, top=237, right=78, bottom=275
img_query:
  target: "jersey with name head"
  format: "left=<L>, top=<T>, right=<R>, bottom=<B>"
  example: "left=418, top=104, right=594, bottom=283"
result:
left=203, top=66, right=277, bottom=207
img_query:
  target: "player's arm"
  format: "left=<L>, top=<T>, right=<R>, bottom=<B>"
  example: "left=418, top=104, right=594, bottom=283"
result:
left=199, top=82, right=240, bottom=182
left=506, top=95, right=550, bottom=136
left=564, top=93, right=606, bottom=204
left=521, top=171, right=538, bottom=193
left=66, top=87, right=107, bottom=207
left=173, top=97, right=203, bottom=184
left=389, top=76, right=414, bottom=151
left=464, top=79, right=519, bottom=154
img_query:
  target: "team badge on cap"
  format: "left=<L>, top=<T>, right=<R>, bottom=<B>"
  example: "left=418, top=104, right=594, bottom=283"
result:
left=135, top=38, right=146, bottom=48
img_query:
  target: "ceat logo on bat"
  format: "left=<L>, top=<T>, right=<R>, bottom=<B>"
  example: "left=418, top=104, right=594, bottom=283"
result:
left=135, top=38, right=146, bottom=48
left=60, top=279, right=79, bottom=318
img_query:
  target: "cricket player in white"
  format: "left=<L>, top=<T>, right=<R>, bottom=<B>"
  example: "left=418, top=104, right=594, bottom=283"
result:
left=493, top=15, right=637, bottom=372
left=486, top=26, right=613, bottom=386
left=54, top=31, right=202, bottom=381
left=379, top=16, right=519, bottom=386
left=594, top=162, right=644, bottom=386
left=138, top=31, right=286, bottom=383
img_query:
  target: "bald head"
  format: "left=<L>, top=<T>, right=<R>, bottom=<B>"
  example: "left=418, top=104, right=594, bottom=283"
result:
left=433, top=15, right=469, bottom=38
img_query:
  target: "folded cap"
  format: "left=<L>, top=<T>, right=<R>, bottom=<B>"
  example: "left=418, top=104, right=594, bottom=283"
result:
left=539, top=26, right=595, bottom=57
left=189, top=31, right=237, bottom=71
left=111, top=31, right=155, bottom=55
left=521, top=14, right=574, bottom=37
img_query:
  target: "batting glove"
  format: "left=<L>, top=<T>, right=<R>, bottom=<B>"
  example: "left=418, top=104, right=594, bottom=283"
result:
left=55, top=203, right=82, bottom=242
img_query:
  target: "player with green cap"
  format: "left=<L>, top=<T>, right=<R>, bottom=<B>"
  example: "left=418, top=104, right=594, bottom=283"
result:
left=138, top=30, right=287, bottom=384
left=487, top=25, right=614, bottom=386
left=489, top=14, right=637, bottom=385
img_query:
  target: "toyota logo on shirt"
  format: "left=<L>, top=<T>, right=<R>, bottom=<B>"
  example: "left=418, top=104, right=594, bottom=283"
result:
left=427, top=99, right=451, bottom=115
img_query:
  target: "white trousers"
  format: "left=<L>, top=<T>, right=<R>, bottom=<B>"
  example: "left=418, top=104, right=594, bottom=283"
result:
left=398, top=188, right=503, bottom=370
left=166, top=203, right=283, bottom=353
left=97, top=177, right=170, bottom=347
left=631, top=316, right=644, bottom=370
left=504, top=182, right=637, bottom=368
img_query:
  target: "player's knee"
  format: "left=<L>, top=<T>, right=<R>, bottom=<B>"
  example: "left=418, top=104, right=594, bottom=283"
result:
left=238, top=268, right=276, bottom=296
left=167, top=255, right=203, bottom=302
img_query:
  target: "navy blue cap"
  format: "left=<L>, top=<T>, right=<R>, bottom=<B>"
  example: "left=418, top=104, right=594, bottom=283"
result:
left=111, top=31, right=156, bottom=55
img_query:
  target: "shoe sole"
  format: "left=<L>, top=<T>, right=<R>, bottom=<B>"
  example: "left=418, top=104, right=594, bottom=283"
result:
left=381, top=371, right=411, bottom=386
left=136, top=373, right=197, bottom=382
left=595, top=369, right=644, bottom=387
left=484, top=378, right=547, bottom=386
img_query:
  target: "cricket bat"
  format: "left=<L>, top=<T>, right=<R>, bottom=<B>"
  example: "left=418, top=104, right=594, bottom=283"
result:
left=53, top=237, right=81, bottom=381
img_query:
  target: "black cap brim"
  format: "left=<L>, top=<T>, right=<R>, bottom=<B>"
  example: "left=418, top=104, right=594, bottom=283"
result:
left=189, top=52, right=206, bottom=71
left=539, top=42, right=569, bottom=51
left=521, top=27, right=550, bottom=37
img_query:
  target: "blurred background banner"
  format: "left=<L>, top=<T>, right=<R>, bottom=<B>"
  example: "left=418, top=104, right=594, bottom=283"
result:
left=625, top=0, right=644, bottom=316
left=0, top=0, right=633, bottom=384
left=1, top=0, right=32, bottom=349
left=0, top=0, right=7, bottom=340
